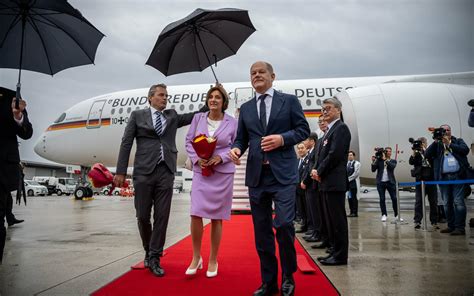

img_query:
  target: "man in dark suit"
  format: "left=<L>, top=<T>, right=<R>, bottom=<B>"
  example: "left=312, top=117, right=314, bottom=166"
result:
left=0, top=88, right=33, bottom=264
left=312, top=97, right=351, bottom=266
left=295, top=142, right=308, bottom=232
left=114, top=83, right=205, bottom=277
left=301, top=133, right=319, bottom=242
left=371, top=147, right=398, bottom=221
left=230, top=61, right=310, bottom=296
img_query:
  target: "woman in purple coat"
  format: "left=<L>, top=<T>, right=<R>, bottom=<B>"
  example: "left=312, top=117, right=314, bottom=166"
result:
left=184, top=85, right=237, bottom=278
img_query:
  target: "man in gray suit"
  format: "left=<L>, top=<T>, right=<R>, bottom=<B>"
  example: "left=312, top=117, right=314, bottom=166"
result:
left=114, top=83, right=205, bottom=277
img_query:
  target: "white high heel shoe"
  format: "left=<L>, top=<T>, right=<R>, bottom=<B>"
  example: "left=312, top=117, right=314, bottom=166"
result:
left=206, top=262, right=218, bottom=278
left=185, top=257, right=203, bottom=275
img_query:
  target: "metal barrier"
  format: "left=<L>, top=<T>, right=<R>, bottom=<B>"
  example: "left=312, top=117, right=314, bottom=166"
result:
left=398, top=179, right=474, bottom=231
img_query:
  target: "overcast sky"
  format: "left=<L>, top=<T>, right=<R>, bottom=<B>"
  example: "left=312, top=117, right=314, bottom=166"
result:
left=1, top=0, right=473, bottom=163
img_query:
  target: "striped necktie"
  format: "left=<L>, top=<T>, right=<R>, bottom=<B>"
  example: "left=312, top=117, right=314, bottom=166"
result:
left=155, top=111, right=163, bottom=163
left=155, top=111, right=163, bottom=136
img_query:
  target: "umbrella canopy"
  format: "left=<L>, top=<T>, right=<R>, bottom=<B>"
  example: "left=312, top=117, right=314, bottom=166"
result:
left=0, top=0, right=105, bottom=103
left=146, top=8, right=255, bottom=82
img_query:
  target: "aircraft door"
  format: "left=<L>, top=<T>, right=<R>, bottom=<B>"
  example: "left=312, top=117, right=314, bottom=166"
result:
left=87, top=100, right=106, bottom=129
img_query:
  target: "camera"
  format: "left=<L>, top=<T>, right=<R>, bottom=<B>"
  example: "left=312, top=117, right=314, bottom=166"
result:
left=431, top=127, right=446, bottom=141
left=374, top=147, right=385, bottom=160
left=468, top=99, right=474, bottom=107
left=408, top=137, right=423, bottom=151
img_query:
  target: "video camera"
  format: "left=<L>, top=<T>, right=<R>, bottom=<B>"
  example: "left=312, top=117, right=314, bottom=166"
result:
left=431, top=127, right=446, bottom=141
left=374, top=147, right=386, bottom=160
left=468, top=99, right=474, bottom=107
left=408, top=137, right=423, bottom=152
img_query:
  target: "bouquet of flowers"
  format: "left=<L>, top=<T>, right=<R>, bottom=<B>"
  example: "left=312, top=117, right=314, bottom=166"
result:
left=191, top=134, right=217, bottom=176
left=88, top=163, right=128, bottom=195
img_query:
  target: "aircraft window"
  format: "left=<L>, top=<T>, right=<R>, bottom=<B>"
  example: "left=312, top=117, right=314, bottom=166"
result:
left=111, top=108, right=115, bottom=115
left=306, top=99, right=311, bottom=106
left=316, top=99, right=322, bottom=106
left=127, top=107, right=132, bottom=114
left=119, top=108, right=123, bottom=114
left=144, top=105, right=149, bottom=109
left=54, top=113, right=66, bottom=123
left=199, top=104, right=203, bottom=109
left=171, top=105, right=175, bottom=109
left=189, top=104, right=194, bottom=111
left=136, top=106, right=140, bottom=110
left=179, top=105, right=185, bottom=111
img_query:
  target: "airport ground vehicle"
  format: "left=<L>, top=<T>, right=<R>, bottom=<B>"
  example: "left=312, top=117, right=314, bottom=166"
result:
left=24, top=180, right=48, bottom=196
left=32, top=176, right=76, bottom=195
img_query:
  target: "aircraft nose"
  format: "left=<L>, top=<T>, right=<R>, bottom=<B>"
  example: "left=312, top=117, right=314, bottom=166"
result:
left=34, top=132, right=47, bottom=159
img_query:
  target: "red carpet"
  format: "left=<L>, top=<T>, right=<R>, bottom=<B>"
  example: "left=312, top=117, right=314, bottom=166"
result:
left=93, top=215, right=339, bottom=296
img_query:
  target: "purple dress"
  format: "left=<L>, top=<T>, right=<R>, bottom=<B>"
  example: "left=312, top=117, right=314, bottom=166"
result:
left=185, top=112, right=237, bottom=220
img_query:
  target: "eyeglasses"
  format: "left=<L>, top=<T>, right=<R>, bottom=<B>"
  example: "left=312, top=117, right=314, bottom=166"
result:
left=321, top=106, right=333, bottom=113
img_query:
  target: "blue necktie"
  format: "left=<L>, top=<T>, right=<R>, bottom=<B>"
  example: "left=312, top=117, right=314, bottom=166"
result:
left=155, top=111, right=163, bottom=163
left=259, top=94, right=267, bottom=131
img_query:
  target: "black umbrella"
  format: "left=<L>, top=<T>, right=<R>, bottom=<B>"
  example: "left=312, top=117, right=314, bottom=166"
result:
left=0, top=0, right=105, bottom=107
left=146, top=8, right=256, bottom=83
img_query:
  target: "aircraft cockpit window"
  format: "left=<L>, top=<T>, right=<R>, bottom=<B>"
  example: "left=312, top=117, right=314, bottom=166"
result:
left=179, top=105, right=185, bottom=111
left=189, top=104, right=194, bottom=111
left=119, top=108, right=123, bottom=114
left=127, top=107, right=132, bottom=114
left=54, top=113, right=66, bottom=123
left=111, top=109, right=115, bottom=115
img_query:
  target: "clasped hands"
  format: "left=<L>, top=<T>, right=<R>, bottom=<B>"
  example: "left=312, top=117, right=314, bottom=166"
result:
left=198, top=155, right=222, bottom=168
left=310, top=169, right=321, bottom=182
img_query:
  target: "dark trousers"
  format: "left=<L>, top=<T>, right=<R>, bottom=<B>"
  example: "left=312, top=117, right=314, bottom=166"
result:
left=133, top=163, right=174, bottom=259
left=321, top=190, right=348, bottom=261
left=6, top=191, right=15, bottom=224
left=316, top=188, right=329, bottom=244
left=414, top=183, right=438, bottom=224
left=0, top=185, right=6, bottom=263
left=347, top=187, right=358, bottom=215
left=377, top=181, right=398, bottom=216
left=249, top=166, right=297, bottom=283
left=295, top=187, right=307, bottom=226
left=305, top=186, right=319, bottom=236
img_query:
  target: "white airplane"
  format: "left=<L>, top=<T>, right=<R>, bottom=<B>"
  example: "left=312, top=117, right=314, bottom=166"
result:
left=34, top=72, right=474, bottom=197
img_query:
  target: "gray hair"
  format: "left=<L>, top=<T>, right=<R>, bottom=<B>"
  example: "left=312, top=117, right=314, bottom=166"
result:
left=148, top=83, right=167, bottom=98
left=322, top=97, right=342, bottom=109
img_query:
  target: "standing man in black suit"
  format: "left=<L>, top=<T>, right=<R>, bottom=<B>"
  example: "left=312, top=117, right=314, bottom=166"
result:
left=0, top=88, right=33, bottom=264
left=301, top=133, right=319, bottom=242
left=312, top=97, right=351, bottom=266
left=295, top=142, right=308, bottom=232
left=114, top=83, right=205, bottom=277
left=230, top=61, right=309, bottom=296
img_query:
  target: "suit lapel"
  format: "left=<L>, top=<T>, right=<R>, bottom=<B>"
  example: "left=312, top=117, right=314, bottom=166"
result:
left=144, top=108, right=154, bottom=131
left=212, top=113, right=230, bottom=139
left=267, top=91, right=284, bottom=131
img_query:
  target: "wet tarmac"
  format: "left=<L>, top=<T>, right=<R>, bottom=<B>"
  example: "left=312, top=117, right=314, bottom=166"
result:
left=0, top=191, right=473, bottom=295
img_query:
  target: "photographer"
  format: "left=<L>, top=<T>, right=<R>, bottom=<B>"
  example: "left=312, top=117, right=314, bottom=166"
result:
left=409, top=137, right=438, bottom=229
left=425, top=124, right=469, bottom=235
left=371, top=147, right=399, bottom=222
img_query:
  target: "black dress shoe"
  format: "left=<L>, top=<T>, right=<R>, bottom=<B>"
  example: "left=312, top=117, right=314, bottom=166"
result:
left=253, top=281, right=279, bottom=296
left=311, top=242, right=329, bottom=249
left=317, top=254, right=332, bottom=262
left=304, top=236, right=319, bottom=242
left=347, top=213, right=358, bottom=217
left=320, top=257, right=347, bottom=266
left=281, top=275, right=295, bottom=296
left=149, top=258, right=165, bottom=277
left=7, top=219, right=24, bottom=227
left=144, top=253, right=150, bottom=268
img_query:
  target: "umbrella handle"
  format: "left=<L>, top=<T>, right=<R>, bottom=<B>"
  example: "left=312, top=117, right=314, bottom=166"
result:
left=15, top=83, right=21, bottom=109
